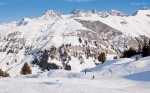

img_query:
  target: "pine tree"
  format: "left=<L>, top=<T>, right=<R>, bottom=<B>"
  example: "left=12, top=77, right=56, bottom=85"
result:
left=78, top=38, right=82, bottom=43
left=98, top=53, right=106, bottom=64
left=65, top=64, right=71, bottom=71
left=148, top=39, right=150, bottom=55
left=39, top=50, right=49, bottom=69
left=0, top=69, right=10, bottom=77
left=4, top=71, right=10, bottom=77
left=142, top=40, right=148, bottom=57
left=142, top=39, right=150, bottom=57
left=138, top=43, right=142, bottom=53
left=21, top=62, right=32, bottom=75
left=32, top=57, right=39, bottom=64
left=0, top=69, right=4, bottom=77
left=42, top=50, right=49, bottom=62
left=123, top=48, right=137, bottom=58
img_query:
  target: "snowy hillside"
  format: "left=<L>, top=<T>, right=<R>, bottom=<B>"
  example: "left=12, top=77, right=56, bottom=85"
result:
left=21, top=56, right=150, bottom=79
left=0, top=56, right=150, bottom=93
left=0, top=8, right=150, bottom=77
left=77, top=9, right=150, bottom=37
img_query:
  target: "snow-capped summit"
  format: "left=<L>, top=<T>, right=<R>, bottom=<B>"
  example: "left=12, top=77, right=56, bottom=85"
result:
left=41, top=10, right=62, bottom=20
left=143, top=7, right=149, bottom=10
left=71, top=9, right=84, bottom=14
left=70, top=9, right=128, bottom=18
left=132, top=9, right=150, bottom=16
left=71, top=9, right=85, bottom=17
left=17, top=17, right=31, bottom=26
left=106, top=9, right=128, bottom=17
left=99, top=9, right=128, bottom=18
left=88, top=10, right=97, bottom=14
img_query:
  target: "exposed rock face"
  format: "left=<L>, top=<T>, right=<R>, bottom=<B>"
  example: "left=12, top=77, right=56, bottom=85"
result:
left=76, top=19, right=143, bottom=53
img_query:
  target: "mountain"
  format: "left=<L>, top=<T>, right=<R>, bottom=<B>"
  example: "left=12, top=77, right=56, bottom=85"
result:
left=0, top=9, right=150, bottom=77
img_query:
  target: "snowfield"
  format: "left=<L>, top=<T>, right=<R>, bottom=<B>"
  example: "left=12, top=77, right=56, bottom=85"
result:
left=0, top=77, right=150, bottom=93
left=0, top=56, right=150, bottom=93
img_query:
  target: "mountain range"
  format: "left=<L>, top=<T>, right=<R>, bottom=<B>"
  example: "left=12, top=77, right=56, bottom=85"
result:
left=0, top=8, right=150, bottom=77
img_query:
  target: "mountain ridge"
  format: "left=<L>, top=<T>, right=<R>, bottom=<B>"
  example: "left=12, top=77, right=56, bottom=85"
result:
left=0, top=8, right=149, bottom=77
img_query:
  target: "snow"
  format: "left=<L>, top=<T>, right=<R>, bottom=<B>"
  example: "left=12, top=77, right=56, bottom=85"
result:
left=0, top=9, right=150, bottom=93
left=124, top=71, right=150, bottom=81
left=86, top=56, right=150, bottom=78
left=0, top=77, right=150, bottom=93
left=17, top=56, right=148, bottom=80
left=76, top=9, right=150, bottom=37
left=0, top=16, right=91, bottom=76
left=0, top=9, right=149, bottom=77
left=0, top=56, right=150, bottom=93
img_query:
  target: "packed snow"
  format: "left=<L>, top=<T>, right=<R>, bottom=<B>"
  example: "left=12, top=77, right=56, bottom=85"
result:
left=0, top=56, right=150, bottom=93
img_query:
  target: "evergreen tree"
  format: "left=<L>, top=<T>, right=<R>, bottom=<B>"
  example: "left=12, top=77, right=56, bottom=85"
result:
left=65, top=64, right=71, bottom=71
left=123, top=48, right=137, bottom=58
left=39, top=50, right=49, bottom=69
left=0, top=69, right=10, bottom=77
left=38, top=50, right=59, bottom=70
left=78, top=38, right=82, bottom=43
left=32, top=57, right=39, bottom=64
left=142, top=39, right=150, bottom=57
left=0, top=69, right=4, bottom=77
left=21, top=62, right=32, bottom=75
left=42, top=50, right=49, bottom=62
left=148, top=39, right=150, bottom=55
left=138, top=43, right=142, bottom=53
left=98, top=53, right=106, bottom=64
left=4, top=71, right=10, bottom=77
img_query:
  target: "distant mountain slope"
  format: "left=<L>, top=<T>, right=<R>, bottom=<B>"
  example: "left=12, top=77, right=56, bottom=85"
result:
left=0, top=9, right=149, bottom=77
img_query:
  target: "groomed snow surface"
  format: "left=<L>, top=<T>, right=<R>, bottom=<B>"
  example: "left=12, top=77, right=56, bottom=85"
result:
left=0, top=56, right=150, bottom=93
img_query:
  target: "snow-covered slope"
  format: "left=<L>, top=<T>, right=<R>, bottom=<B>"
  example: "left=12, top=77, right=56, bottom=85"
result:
left=22, top=56, right=150, bottom=80
left=0, top=76, right=150, bottom=93
left=0, top=56, right=149, bottom=93
left=0, top=8, right=150, bottom=77
left=77, top=9, right=150, bottom=37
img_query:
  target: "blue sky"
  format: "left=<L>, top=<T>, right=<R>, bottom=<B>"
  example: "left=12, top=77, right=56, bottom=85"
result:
left=0, top=0, right=150, bottom=23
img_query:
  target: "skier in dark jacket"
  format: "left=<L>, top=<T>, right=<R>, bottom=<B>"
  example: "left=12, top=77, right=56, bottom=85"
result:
left=85, top=70, right=87, bottom=74
left=92, top=75, right=95, bottom=80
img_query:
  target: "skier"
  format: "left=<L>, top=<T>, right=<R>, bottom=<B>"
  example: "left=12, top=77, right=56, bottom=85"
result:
left=92, top=75, right=95, bottom=80
left=85, top=70, right=86, bottom=74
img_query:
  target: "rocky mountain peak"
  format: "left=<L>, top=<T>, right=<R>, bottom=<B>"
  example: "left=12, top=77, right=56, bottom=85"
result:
left=42, top=10, right=62, bottom=20
left=104, top=9, right=128, bottom=17
left=71, top=9, right=85, bottom=17
left=17, top=17, right=31, bottom=26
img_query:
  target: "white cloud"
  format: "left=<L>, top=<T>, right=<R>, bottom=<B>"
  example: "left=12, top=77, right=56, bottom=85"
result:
left=65, top=0, right=93, bottom=2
